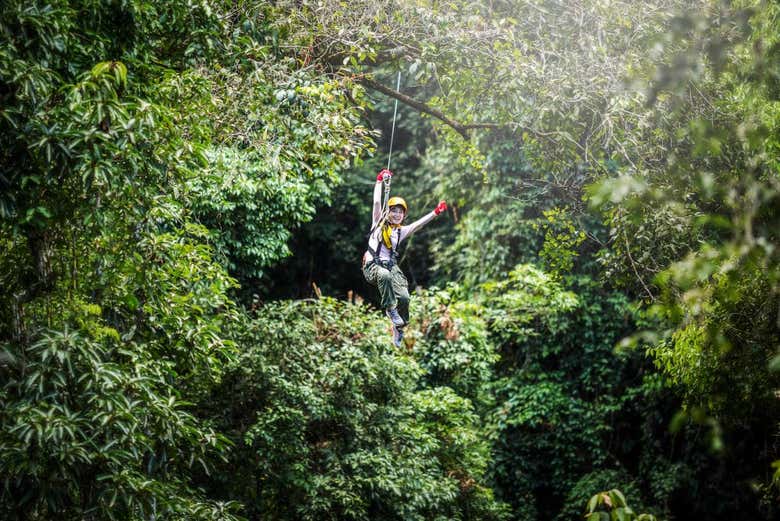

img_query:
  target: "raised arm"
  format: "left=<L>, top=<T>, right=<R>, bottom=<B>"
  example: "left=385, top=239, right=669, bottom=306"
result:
left=372, top=169, right=392, bottom=227
left=399, top=201, right=447, bottom=241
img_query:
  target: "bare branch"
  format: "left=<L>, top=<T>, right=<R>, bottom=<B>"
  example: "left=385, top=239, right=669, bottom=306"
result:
left=623, top=227, right=656, bottom=302
left=358, top=76, right=505, bottom=139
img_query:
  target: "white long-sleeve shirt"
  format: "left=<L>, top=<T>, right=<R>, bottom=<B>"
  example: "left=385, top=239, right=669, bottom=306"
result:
left=364, top=180, right=437, bottom=264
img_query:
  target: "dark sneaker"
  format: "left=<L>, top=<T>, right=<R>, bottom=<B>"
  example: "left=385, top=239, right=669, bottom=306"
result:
left=392, top=324, right=404, bottom=347
left=386, top=307, right=405, bottom=327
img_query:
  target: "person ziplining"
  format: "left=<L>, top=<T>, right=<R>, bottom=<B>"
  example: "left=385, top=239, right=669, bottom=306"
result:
left=361, top=72, right=447, bottom=347
left=362, top=168, right=447, bottom=347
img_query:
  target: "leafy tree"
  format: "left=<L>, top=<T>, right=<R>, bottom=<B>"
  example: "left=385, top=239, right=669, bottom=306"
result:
left=0, top=1, right=371, bottom=518
left=203, top=298, right=509, bottom=521
left=405, top=266, right=672, bottom=519
left=0, top=326, right=239, bottom=520
left=588, top=2, right=780, bottom=508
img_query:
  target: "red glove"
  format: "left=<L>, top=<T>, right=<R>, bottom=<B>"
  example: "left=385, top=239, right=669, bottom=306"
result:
left=434, top=200, right=447, bottom=215
left=377, top=169, right=393, bottom=182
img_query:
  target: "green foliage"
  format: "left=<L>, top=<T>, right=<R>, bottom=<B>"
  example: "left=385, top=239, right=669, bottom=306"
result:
left=533, top=208, right=587, bottom=278
left=587, top=3, right=780, bottom=502
left=3, top=1, right=780, bottom=520
left=480, top=272, right=671, bottom=520
left=404, top=266, right=662, bottom=519
left=0, top=327, right=239, bottom=521
left=479, top=265, right=579, bottom=345
left=0, top=1, right=371, bottom=519
left=428, top=137, right=545, bottom=287
left=647, top=252, right=779, bottom=416
left=585, top=489, right=656, bottom=521
left=206, top=298, right=509, bottom=521
left=490, top=377, right=608, bottom=510
left=188, top=147, right=317, bottom=279
left=184, top=70, right=374, bottom=287
left=557, top=471, right=645, bottom=521
left=411, top=285, right=499, bottom=410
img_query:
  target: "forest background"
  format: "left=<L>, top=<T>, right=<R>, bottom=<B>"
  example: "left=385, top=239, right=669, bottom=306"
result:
left=1, top=1, right=778, bottom=520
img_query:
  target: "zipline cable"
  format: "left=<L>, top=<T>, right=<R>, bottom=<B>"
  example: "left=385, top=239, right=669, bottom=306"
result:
left=386, top=71, right=402, bottom=171
left=370, top=71, right=402, bottom=238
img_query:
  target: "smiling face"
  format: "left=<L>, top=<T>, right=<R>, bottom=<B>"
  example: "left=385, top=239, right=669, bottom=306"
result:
left=388, top=205, right=406, bottom=224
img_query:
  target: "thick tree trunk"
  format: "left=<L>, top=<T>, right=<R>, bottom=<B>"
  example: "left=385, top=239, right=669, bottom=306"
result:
left=11, top=229, right=55, bottom=343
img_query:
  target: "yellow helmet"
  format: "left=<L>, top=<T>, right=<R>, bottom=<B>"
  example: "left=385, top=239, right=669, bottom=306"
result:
left=387, top=196, right=407, bottom=213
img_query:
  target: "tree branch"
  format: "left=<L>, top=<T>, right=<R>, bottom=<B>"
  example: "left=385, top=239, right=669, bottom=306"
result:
left=358, top=76, right=504, bottom=139
left=623, top=227, right=655, bottom=302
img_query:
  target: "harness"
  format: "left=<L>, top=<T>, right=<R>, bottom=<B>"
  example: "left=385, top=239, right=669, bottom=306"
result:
left=365, top=222, right=401, bottom=269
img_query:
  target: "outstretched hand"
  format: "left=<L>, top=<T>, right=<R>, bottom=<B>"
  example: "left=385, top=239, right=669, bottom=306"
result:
left=377, top=169, right=393, bottom=182
left=434, top=200, right=447, bottom=215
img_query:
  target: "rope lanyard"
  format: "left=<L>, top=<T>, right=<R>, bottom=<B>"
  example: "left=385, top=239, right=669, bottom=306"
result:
left=371, top=171, right=392, bottom=240
left=381, top=175, right=392, bottom=214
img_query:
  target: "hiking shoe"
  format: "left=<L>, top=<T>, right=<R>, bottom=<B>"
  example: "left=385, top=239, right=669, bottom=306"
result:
left=392, top=324, right=404, bottom=347
left=386, top=307, right=405, bottom=327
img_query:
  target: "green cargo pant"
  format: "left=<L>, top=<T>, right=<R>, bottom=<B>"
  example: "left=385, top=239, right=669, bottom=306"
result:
left=363, top=261, right=410, bottom=323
